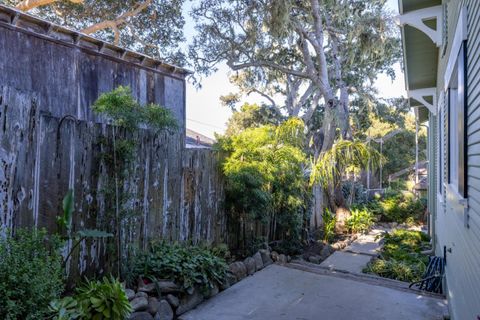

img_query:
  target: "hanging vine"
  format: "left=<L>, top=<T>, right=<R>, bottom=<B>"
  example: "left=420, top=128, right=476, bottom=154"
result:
left=92, top=85, right=177, bottom=276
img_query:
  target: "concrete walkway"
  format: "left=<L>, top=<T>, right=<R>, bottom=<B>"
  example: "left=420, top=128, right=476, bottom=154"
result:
left=320, top=228, right=385, bottom=274
left=180, top=264, right=447, bottom=320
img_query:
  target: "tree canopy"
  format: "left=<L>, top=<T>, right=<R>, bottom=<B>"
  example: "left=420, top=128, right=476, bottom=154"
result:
left=4, top=0, right=186, bottom=64
left=190, top=0, right=401, bottom=155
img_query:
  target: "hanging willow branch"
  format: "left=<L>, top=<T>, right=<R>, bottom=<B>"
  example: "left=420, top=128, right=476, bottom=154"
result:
left=310, top=140, right=383, bottom=188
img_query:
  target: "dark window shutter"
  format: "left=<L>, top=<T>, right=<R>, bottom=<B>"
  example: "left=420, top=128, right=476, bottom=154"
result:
left=447, top=88, right=451, bottom=184
left=458, top=42, right=468, bottom=198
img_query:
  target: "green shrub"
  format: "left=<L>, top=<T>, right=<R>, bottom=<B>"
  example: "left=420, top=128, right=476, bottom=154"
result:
left=0, top=229, right=64, bottom=320
left=345, top=207, right=375, bottom=234
left=366, top=193, right=426, bottom=224
left=50, top=277, right=131, bottom=320
left=322, top=209, right=336, bottom=243
left=92, top=86, right=177, bottom=131
left=270, top=239, right=304, bottom=256
left=49, top=296, right=85, bottom=320
left=76, top=276, right=132, bottom=320
left=364, top=229, right=430, bottom=282
left=128, top=242, right=228, bottom=292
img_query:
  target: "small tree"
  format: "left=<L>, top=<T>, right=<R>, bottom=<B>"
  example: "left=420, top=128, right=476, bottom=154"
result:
left=218, top=118, right=309, bottom=251
left=311, top=140, right=382, bottom=231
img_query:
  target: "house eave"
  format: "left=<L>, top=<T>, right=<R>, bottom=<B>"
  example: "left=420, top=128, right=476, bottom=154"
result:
left=398, top=0, right=441, bottom=120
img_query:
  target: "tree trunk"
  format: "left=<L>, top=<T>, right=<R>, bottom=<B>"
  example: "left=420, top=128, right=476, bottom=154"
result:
left=310, top=183, right=324, bottom=230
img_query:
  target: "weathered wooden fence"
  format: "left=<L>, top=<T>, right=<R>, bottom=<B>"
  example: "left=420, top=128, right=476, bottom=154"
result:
left=0, top=5, right=227, bottom=279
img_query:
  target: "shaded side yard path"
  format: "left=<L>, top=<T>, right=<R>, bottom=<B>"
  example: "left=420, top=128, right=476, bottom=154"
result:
left=181, top=228, right=447, bottom=320
left=180, top=264, right=447, bottom=320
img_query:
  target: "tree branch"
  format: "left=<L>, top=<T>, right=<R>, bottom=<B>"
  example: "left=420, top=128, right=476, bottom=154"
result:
left=16, top=0, right=83, bottom=11
left=247, top=88, right=277, bottom=109
left=81, top=0, right=152, bottom=45
left=227, top=60, right=310, bottom=79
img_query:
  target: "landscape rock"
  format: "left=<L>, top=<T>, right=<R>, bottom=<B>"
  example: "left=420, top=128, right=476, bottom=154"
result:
left=166, top=294, right=179, bottom=308
left=277, top=254, right=288, bottom=265
left=253, top=252, right=264, bottom=270
left=320, top=245, right=333, bottom=259
left=129, top=312, right=153, bottom=320
left=271, top=251, right=280, bottom=262
left=153, top=300, right=174, bottom=320
left=147, top=297, right=161, bottom=315
left=126, top=289, right=136, bottom=301
left=131, top=297, right=149, bottom=312
left=135, top=292, right=148, bottom=299
left=140, top=283, right=157, bottom=294
left=156, top=280, right=182, bottom=294
left=244, top=257, right=256, bottom=275
left=176, top=288, right=204, bottom=315
left=308, top=255, right=322, bottom=264
left=229, top=261, right=247, bottom=281
left=206, top=284, right=219, bottom=298
left=220, top=272, right=237, bottom=290
left=259, top=249, right=273, bottom=266
left=332, top=243, right=342, bottom=250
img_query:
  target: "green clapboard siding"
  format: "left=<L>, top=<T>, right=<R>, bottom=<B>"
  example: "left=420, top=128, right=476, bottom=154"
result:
left=435, top=1, right=480, bottom=319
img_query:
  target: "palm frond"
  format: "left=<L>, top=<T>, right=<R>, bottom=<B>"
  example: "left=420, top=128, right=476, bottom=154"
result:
left=311, top=140, right=383, bottom=187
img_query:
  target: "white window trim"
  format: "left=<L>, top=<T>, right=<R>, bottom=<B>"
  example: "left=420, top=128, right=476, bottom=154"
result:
left=444, top=6, right=468, bottom=90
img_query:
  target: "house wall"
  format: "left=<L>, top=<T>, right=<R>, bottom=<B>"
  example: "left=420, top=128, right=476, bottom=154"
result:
left=0, top=6, right=227, bottom=280
left=435, top=1, right=480, bottom=319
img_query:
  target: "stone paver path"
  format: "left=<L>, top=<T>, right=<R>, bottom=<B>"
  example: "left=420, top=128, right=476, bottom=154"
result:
left=320, top=227, right=386, bottom=273
left=319, top=251, right=373, bottom=273
left=180, top=264, right=447, bottom=320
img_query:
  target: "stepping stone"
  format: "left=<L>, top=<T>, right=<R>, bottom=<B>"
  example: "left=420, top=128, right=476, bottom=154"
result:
left=344, top=228, right=385, bottom=256
left=319, top=251, right=372, bottom=274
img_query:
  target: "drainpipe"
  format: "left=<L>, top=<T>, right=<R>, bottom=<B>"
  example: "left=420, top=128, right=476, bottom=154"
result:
left=380, top=138, right=383, bottom=190
left=415, top=107, right=420, bottom=188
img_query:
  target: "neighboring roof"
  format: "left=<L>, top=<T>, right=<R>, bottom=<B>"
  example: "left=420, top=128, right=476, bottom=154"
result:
left=0, top=4, right=191, bottom=78
left=398, top=0, right=441, bottom=122
left=186, top=129, right=215, bottom=149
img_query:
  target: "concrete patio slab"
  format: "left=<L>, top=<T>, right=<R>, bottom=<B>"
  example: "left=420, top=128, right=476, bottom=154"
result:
left=319, top=251, right=373, bottom=273
left=180, top=264, right=447, bottom=320
left=344, top=230, right=384, bottom=256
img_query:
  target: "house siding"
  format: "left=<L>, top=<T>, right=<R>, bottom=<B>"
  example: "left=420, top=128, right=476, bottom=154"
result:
left=435, top=1, right=480, bottom=319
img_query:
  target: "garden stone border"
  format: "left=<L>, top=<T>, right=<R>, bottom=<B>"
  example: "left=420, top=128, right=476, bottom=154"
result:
left=127, top=248, right=289, bottom=319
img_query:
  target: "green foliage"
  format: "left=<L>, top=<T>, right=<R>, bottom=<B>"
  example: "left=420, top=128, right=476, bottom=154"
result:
left=270, top=239, right=304, bottom=256
left=92, top=86, right=177, bottom=132
left=311, top=140, right=382, bottom=188
left=49, top=297, right=85, bottom=320
left=224, top=103, right=283, bottom=136
left=364, top=229, right=430, bottom=282
left=57, top=191, right=113, bottom=268
left=207, top=243, right=231, bottom=261
left=367, top=193, right=426, bottom=224
left=92, top=86, right=176, bottom=276
left=50, top=277, right=131, bottom=320
left=6, top=0, right=187, bottom=64
left=0, top=229, right=64, bottom=320
left=322, top=209, right=336, bottom=243
left=128, top=242, right=228, bottom=292
left=76, top=277, right=132, bottom=320
left=218, top=118, right=309, bottom=244
left=345, top=207, right=375, bottom=234
left=58, top=189, right=74, bottom=235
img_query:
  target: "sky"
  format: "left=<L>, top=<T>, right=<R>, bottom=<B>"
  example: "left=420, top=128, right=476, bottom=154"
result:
left=185, top=0, right=406, bottom=138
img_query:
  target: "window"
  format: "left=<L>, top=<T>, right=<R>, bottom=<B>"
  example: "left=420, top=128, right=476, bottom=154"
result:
left=447, top=42, right=468, bottom=198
